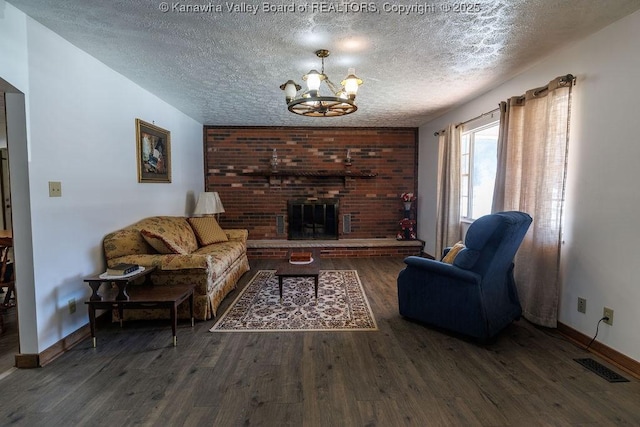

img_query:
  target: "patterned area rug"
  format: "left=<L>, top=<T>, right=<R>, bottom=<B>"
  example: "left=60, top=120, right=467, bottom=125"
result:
left=210, top=270, right=377, bottom=332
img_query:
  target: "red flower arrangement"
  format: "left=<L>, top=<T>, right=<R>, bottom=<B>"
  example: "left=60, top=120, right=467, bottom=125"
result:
left=401, top=192, right=416, bottom=202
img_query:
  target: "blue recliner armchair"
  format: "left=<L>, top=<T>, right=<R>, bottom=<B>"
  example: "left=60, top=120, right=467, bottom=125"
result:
left=397, top=211, right=532, bottom=341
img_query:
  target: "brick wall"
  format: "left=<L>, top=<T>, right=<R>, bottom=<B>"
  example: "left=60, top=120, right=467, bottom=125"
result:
left=204, top=126, right=418, bottom=240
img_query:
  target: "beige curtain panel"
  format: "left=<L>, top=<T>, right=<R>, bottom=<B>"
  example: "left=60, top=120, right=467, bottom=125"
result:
left=435, top=124, right=462, bottom=259
left=492, top=74, right=574, bottom=327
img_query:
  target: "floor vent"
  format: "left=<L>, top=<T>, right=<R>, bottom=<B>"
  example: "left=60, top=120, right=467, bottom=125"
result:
left=343, top=214, right=351, bottom=234
left=574, top=358, right=629, bottom=383
left=276, top=215, right=285, bottom=236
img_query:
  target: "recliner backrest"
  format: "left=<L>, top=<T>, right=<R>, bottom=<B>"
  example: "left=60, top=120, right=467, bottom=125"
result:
left=460, top=211, right=532, bottom=278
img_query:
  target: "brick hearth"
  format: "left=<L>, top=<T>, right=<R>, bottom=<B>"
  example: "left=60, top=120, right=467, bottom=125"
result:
left=247, top=238, right=424, bottom=259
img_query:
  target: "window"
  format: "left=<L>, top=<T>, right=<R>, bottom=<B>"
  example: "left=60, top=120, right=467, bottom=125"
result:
left=460, top=121, right=499, bottom=220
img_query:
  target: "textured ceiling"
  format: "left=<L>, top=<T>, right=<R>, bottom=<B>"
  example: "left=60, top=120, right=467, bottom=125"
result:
left=8, top=0, right=640, bottom=127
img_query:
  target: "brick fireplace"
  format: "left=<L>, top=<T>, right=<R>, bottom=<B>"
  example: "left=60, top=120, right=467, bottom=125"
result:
left=203, top=126, right=419, bottom=247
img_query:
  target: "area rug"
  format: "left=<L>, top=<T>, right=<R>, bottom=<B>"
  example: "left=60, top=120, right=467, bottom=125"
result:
left=210, top=270, right=377, bottom=332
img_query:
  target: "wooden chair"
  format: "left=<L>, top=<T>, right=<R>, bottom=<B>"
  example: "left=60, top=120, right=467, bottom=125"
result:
left=0, top=246, right=15, bottom=334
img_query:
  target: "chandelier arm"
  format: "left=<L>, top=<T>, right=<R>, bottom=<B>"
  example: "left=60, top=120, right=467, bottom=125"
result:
left=323, top=77, right=342, bottom=95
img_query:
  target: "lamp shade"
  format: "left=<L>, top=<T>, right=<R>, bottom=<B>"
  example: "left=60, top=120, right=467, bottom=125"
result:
left=341, top=68, right=362, bottom=99
left=193, top=192, right=225, bottom=216
left=303, top=69, right=322, bottom=92
left=284, top=80, right=298, bottom=102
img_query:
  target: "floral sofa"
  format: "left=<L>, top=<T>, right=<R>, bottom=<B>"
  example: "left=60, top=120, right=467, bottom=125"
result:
left=103, top=216, right=250, bottom=320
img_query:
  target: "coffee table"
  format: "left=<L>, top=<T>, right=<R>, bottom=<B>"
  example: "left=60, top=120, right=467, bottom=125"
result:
left=274, top=249, right=320, bottom=300
left=84, top=268, right=194, bottom=347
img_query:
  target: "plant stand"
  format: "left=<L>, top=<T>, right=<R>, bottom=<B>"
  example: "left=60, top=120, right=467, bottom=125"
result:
left=397, top=201, right=417, bottom=240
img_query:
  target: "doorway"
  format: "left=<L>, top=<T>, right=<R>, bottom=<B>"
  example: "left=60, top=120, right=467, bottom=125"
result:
left=0, top=148, right=11, bottom=230
left=0, top=91, right=18, bottom=374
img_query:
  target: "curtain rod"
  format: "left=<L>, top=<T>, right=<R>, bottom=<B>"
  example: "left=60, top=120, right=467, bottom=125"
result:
left=455, top=107, right=500, bottom=128
left=432, top=74, right=575, bottom=137
left=522, top=73, right=576, bottom=100
left=433, top=107, right=500, bottom=136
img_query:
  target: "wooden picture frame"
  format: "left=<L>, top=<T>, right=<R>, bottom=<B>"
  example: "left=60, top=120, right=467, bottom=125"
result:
left=136, top=119, right=171, bottom=183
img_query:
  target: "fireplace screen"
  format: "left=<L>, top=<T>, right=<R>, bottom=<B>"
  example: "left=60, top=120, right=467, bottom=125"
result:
left=288, top=199, right=338, bottom=240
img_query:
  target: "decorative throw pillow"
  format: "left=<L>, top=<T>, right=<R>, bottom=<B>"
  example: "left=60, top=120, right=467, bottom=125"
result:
left=140, top=229, right=188, bottom=254
left=187, top=216, right=229, bottom=246
left=453, top=248, right=481, bottom=269
left=136, top=216, right=199, bottom=254
left=442, top=241, right=465, bottom=264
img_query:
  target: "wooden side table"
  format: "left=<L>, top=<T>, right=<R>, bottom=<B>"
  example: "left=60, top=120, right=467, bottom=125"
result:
left=84, top=267, right=194, bottom=347
left=84, top=266, right=156, bottom=302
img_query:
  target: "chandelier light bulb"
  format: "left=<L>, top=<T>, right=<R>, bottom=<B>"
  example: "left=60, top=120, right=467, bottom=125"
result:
left=284, top=81, right=298, bottom=101
left=342, top=67, right=363, bottom=99
left=304, top=70, right=322, bottom=94
left=280, top=80, right=301, bottom=103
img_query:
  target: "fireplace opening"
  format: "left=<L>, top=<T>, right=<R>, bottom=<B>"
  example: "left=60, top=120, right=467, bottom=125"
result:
left=288, top=199, right=338, bottom=240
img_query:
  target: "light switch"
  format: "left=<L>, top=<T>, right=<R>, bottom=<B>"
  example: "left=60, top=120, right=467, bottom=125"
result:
left=49, top=181, right=62, bottom=197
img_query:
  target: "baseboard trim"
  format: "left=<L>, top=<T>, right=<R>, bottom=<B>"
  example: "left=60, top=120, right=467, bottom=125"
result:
left=38, top=323, right=91, bottom=367
left=557, top=321, right=640, bottom=380
left=16, top=313, right=107, bottom=368
left=14, top=353, right=39, bottom=369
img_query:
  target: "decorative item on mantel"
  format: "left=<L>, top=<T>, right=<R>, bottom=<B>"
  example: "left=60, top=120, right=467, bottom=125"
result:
left=270, top=148, right=279, bottom=171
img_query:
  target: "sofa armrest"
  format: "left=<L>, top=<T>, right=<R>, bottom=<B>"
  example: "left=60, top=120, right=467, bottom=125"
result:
left=224, top=229, right=248, bottom=243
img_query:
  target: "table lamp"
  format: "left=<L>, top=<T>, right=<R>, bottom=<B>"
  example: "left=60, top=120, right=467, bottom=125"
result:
left=193, top=192, right=225, bottom=220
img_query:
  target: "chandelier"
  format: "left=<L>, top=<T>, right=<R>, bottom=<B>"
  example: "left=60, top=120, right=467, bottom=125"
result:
left=280, top=49, right=363, bottom=117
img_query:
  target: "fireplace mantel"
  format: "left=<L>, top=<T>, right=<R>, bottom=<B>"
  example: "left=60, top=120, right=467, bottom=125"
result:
left=244, top=169, right=377, bottom=186
left=244, top=170, right=377, bottom=178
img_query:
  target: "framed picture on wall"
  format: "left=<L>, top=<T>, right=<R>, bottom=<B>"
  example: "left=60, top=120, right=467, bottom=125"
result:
left=136, top=119, right=171, bottom=183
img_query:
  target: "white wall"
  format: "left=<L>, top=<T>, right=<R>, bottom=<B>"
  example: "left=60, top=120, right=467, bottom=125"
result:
left=0, top=95, right=7, bottom=148
left=418, top=10, right=640, bottom=361
left=1, top=3, right=204, bottom=354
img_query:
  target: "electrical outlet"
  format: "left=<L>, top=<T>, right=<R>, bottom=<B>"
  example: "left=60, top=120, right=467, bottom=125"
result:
left=577, top=297, right=586, bottom=314
left=603, top=307, right=614, bottom=325
left=68, top=298, right=76, bottom=314
left=49, top=181, right=62, bottom=197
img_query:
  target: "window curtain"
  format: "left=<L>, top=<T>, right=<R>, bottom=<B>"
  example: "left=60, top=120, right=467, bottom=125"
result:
left=492, top=75, right=574, bottom=328
left=435, top=124, right=462, bottom=259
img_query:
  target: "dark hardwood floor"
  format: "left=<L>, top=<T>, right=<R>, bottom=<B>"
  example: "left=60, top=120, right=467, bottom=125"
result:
left=1, top=257, right=639, bottom=426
